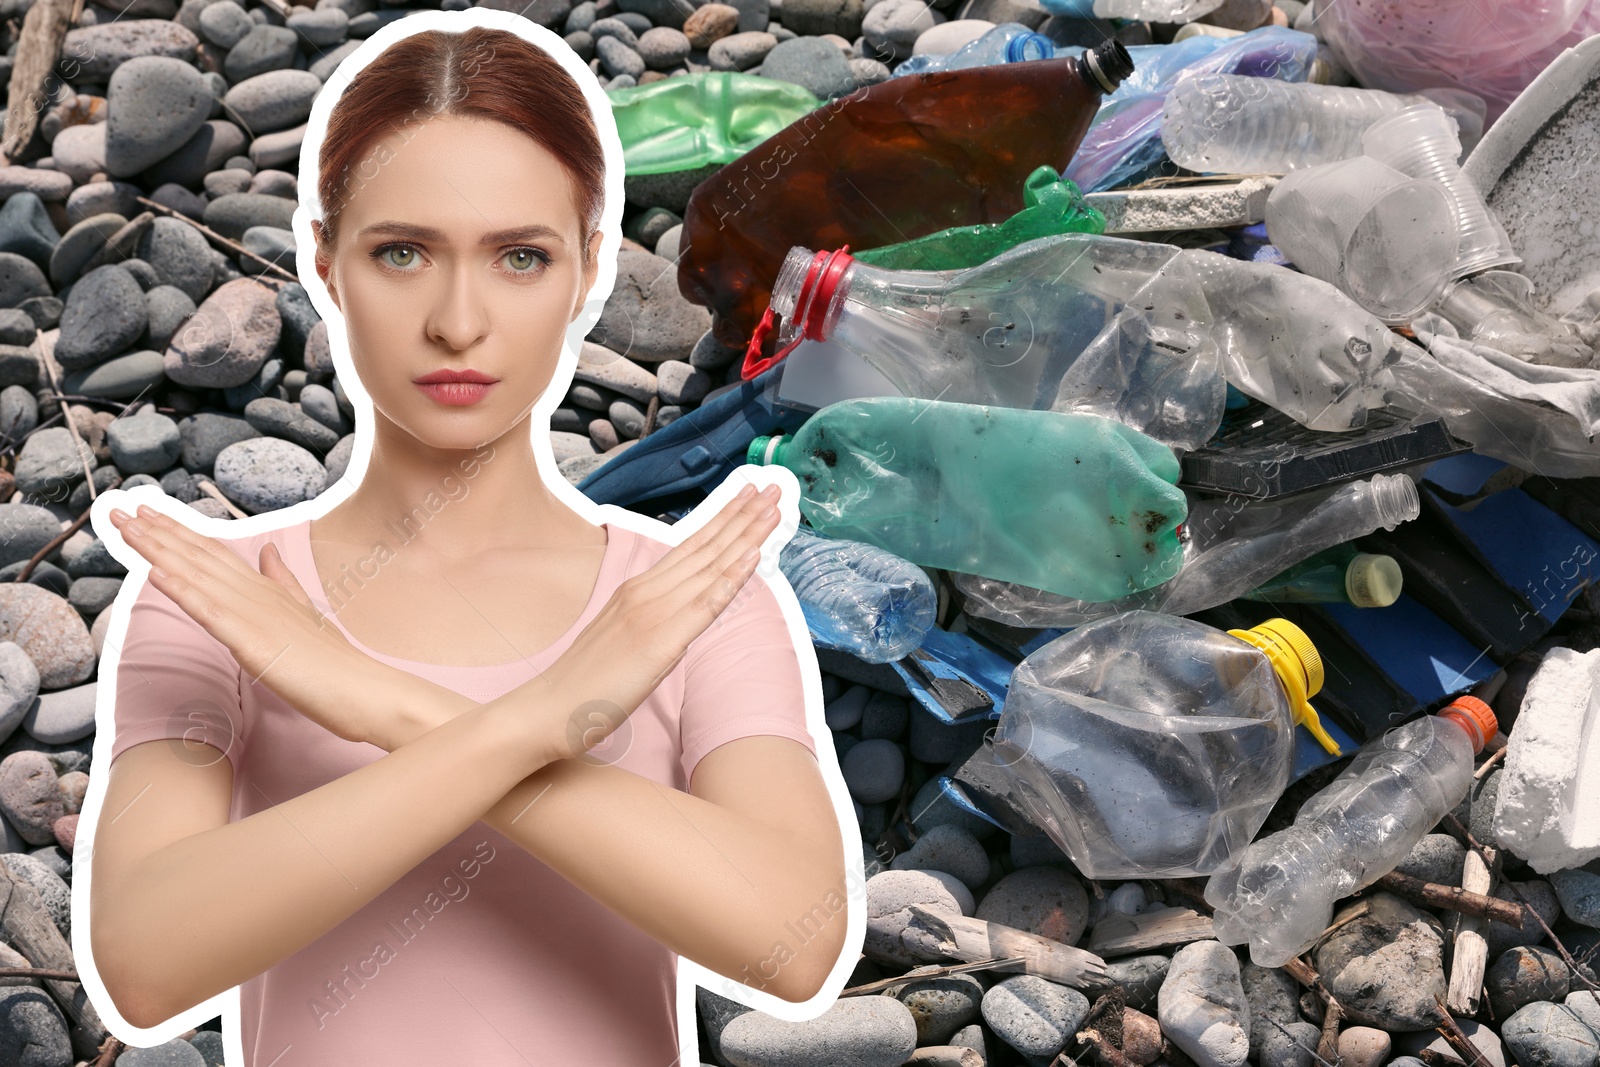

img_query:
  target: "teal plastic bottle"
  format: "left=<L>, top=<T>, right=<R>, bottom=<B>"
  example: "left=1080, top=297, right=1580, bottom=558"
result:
left=747, top=397, right=1188, bottom=603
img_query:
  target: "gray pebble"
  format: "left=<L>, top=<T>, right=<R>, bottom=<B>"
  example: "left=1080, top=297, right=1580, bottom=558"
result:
left=23, top=680, right=97, bottom=744
left=890, top=823, right=988, bottom=888
left=106, top=410, right=182, bottom=473
left=105, top=56, right=213, bottom=177
left=708, top=30, right=776, bottom=70
left=212, top=436, right=326, bottom=513
left=981, top=974, right=1088, bottom=1061
left=841, top=737, right=903, bottom=803
left=719, top=996, right=918, bottom=1067
left=761, top=35, right=856, bottom=96
left=1501, top=1002, right=1599, bottom=1067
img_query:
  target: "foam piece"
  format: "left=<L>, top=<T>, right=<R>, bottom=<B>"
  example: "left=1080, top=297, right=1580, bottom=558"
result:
left=1493, top=646, right=1600, bottom=873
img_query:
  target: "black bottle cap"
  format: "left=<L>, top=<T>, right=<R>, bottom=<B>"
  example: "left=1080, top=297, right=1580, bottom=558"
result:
left=1079, top=39, right=1135, bottom=93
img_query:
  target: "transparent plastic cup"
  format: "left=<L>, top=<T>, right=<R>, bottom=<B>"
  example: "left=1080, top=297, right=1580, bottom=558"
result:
left=1264, top=155, right=1459, bottom=325
left=1360, top=103, right=1521, bottom=279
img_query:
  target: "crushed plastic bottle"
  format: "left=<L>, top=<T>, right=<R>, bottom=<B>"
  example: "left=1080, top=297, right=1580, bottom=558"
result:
left=678, top=40, right=1136, bottom=349
left=1067, top=27, right=1322, bottom=193
left=746, top=236, right=1225, bottom=451
left=951, top=473, right=1420, bottom=626
left=850, top=166, right=1105, bottom=272
left=1160, top=73, right=1489, bottom=175
left=890, top=23, right=1056, bottom=78
left=745, top=397, right=1188, bottom=603
left=1206, top=695, right=1499, bottom=967
left=776, top=523, right=937, bottom=663
left=990, top=613, right=1338, bottom=880
left=1426, top=271, right=1596, bottom=369
left=745, top=236, right=1405, bottom=452
left=607, top=72, right=822, bottom=176
left=1239, top=542, right=1404, bottom=606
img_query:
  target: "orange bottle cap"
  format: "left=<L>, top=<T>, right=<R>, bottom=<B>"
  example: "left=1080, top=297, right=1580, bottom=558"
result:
left=1440, top=694, right=1498, bottom=754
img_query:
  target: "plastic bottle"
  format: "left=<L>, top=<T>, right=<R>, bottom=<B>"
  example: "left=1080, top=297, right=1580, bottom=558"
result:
left=743, top=236, right=1403, bottom=453
left=607, top=71, right=822, bottom=176
left=850, top=166, right=1105, bottom=272
left=745, top=397, right=1189, bottom=604
left=1160, top=73, right=1482, bottom=174
left=1429, top=271, right=1594, bottom=369
left=1239, top=542, right=1403, bottom=605
left=1066, top=27, right=1324, bottom=193
left=677, top=40, right=1136, bottom=350
left=890, top=23, right=1056, bottom=78
left=951, top=472, right=1420, bottom=627
left=777, top=524, right=938, bottom=663
left=1205, top=695, right=1499, bottom=967
left=990, top=612, right=1338, bottom=880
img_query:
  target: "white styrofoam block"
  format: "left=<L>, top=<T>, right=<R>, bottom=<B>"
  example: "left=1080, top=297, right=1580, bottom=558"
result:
left=1493, top=646, right=1600, bottom=873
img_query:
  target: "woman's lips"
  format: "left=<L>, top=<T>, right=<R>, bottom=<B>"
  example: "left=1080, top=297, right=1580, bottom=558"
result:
left=416, top=381, right=496, bottom=405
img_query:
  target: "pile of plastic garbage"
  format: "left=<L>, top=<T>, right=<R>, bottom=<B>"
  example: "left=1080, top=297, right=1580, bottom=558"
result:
left=586, top=1, right=1600, bottom=1063
left=6, top=0, right=1600, bottom=1059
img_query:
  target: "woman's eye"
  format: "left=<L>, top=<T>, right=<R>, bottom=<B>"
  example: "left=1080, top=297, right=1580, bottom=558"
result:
left=503, top=247, right=550, bottom=273
left=375, top=244, right=419, bottom=270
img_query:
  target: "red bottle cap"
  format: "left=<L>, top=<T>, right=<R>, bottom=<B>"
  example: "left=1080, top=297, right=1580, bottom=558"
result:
left=741, top=246, right=854, bottom=380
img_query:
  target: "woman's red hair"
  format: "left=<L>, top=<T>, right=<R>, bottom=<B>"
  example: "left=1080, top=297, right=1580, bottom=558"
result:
left=314, top=25, right=605, bottom=267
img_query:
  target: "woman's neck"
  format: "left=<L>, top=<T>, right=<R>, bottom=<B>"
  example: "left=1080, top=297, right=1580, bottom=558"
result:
left=312, top=413, right=602, bottom=563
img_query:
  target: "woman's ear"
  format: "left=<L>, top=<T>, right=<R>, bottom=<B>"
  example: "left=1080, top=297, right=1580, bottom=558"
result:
left=571, top=230, right=604, bottom=323
left=312, top=219, right=341, bottom=313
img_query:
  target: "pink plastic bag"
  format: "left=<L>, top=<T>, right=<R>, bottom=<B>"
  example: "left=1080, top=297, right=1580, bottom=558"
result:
left=1317, top=0, right=1600, bottom=124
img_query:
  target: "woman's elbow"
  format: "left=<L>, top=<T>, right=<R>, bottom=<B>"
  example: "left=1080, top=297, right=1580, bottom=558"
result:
left=92, top=916, right=176, bottom=1030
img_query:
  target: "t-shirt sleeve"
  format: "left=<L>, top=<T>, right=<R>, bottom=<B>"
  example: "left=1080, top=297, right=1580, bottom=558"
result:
left=106, top=564, right=247, bottom=776
left=679, top=568, right=818, bottom=791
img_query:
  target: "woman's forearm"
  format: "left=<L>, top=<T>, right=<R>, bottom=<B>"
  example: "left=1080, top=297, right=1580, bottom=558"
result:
left=95, top=688, right=563, bottom=1029
left=381, top=667, right=849, bottom=1003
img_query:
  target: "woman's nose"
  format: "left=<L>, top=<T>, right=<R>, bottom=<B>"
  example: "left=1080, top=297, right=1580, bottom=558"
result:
left=425, top=266, right=491, bottom=350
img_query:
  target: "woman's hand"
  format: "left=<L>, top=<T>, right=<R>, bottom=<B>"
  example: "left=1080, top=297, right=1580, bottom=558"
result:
left=534, top=481, right=784, bottom=763
left=108, top=504, right=414, bottom=747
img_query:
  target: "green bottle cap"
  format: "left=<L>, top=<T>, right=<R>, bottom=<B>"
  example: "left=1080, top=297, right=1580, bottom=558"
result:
left=747, top=435, right=787, bottom=466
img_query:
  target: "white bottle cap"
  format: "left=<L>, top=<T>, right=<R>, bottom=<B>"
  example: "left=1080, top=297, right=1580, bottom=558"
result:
left=1345, top=553, right=1403, bottom=608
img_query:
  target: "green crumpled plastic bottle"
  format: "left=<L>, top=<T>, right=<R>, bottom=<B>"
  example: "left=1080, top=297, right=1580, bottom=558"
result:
left=850, top=166, right=1106, bottom=271
left=747, top=397, right=1188, bottom=603
left=608, top=72, right=824, bottom=176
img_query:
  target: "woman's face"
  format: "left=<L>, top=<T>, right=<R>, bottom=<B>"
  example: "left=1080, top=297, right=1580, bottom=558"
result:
left=313, top=113, right=602, bottom=452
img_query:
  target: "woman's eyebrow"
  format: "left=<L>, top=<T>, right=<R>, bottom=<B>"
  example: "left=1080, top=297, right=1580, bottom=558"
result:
left=356, top=221, right=567, bottom=245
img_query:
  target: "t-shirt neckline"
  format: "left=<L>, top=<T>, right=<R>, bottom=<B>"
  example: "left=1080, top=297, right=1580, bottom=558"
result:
left=287, top=516, right=624, bottom=675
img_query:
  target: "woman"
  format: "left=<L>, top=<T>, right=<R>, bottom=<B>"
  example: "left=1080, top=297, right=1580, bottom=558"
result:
left=80, top=14, right=850, bottom=1066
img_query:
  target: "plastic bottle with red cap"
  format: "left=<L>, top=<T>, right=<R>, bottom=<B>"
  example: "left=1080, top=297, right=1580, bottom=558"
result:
left=1205, top=694, right=1500, bottom=968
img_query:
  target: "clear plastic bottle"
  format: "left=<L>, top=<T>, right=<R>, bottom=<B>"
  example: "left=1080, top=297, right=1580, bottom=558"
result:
left=1239, top=542, right=1403, bottom=606
left=745, top=397, right=1189, bottom=604
left=990, top=613, right=1338, bottom=880
left=1207, top=695, right=1498, bottom=967
left=950, top=472, right=1420, bottom=627
left=890, top=23, right=1056, bottom=78
left=747, top=236, right=1403, bottom=454
left=1429, top=271, right=1594, bottom=369
left=777, top=523, right=937, bottom=663
left=1160, top=73, right=1481, bottom=174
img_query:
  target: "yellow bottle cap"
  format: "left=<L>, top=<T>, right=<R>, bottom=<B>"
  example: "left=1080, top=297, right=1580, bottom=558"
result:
left=1346, top=553, right=1403, bottom=608
left=1227, top=617, right=1343, bottom=756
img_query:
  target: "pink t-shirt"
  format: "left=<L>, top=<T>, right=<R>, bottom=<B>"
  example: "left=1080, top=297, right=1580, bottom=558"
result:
left=102, top=515, right=819, bottom=1066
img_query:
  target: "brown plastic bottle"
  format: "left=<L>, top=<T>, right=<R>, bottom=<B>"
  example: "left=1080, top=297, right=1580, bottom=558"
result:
left=676, top=39, right=1136, bottom=351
